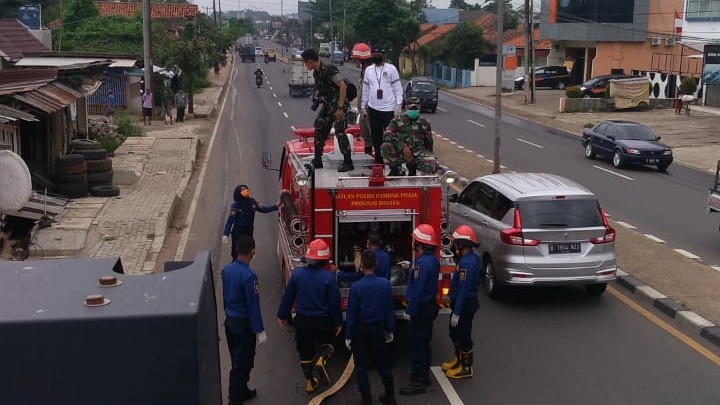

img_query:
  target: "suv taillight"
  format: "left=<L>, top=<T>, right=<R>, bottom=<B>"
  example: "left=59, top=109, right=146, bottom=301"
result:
left=590, top=206, right=616, bottom=244
left=500, top=209, right=540, bottom=246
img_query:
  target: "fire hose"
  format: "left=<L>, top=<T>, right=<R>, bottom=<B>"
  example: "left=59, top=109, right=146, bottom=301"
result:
left=306, top=355, right=355, bottom=405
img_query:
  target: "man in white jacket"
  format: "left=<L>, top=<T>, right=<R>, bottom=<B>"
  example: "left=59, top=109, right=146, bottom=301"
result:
left=361, top=45, right=404, bottom=164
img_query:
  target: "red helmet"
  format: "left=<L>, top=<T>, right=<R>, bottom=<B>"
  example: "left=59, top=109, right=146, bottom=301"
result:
left=351, top=42, right=371, bottom=60
left=412, top=224, right=438, bottom=246
left=305, top=238, right=331, bottom=260
left=452, top=225, right=478, bottom=245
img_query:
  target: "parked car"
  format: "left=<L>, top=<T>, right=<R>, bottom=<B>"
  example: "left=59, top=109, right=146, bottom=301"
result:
left=332, top=50, right=344, bottom=65
left=582, top=120, right=673, bottom=171
left=449, top=172, right=616, bottom=298
left=579, top=74, right=639, bottom=98
left=404, top=77, right=439, bottom=113
left=514, top=66, right=572, bottom=90
left=265, top=48, right=277, bottom=62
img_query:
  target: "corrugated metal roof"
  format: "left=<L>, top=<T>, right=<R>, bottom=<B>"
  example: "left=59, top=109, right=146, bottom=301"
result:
left=0, top=19, right=49, bottom=60
left=0, top=104, right=38, bottom=123
left=13, top=82, right=82, bottom=114
left=0, top=68, right=57, bottom=95
left=15, top=57, right=112, bottom=69
left=109, top=59, right=138, bottom=68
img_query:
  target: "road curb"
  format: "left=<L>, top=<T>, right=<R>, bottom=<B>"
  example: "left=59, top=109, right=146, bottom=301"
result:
left=441, top=167, right=720, bottom=349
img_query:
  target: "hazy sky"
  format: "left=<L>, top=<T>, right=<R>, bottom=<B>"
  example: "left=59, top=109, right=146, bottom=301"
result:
left=191, top=0, right=529, bottom=15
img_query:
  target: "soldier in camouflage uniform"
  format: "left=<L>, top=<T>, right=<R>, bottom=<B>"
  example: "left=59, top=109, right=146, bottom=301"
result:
left=301, top=49, right=354, bottom=172
left=380, top=97, right=438, bottom=176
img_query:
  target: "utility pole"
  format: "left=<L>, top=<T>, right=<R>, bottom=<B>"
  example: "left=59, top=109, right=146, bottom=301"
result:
left=493, top=0, right=504, bottom=174
left=329, top=0, right=334, bottom=53
left=524, top=0, right=531, bottom=104
left=142, top=0, right=152, bottom=98
left=529, top=0, right=535, bottom=103
left=343, top=7, right=346, bottom=50
left=212, top=0, right=217, bottom=26
left=218, top=0, right=222, bottom=27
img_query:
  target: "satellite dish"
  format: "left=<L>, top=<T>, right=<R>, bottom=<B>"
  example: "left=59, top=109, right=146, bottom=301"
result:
left=0, top=150, right=32, bottom=211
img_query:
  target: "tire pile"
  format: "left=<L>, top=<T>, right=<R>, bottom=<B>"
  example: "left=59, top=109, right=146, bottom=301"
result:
left=52, top=139, right=120, bottom=198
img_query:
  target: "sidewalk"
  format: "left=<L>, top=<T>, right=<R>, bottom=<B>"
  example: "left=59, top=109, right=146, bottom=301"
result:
left=32, top=56, right=233, bottom=275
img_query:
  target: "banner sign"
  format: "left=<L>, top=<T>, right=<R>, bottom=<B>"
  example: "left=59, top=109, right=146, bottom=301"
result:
left=703, top=44, right=720, bottom=85
left=335, top=189, right=421, bottom=210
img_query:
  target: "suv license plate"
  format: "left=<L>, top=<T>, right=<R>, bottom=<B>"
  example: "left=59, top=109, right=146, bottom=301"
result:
left=646, top=158, right=660, bottom=163
left=549, top=243, right=581, bottom=254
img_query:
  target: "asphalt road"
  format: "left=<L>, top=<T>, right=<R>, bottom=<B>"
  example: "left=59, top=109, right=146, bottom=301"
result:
left=181, top=50, right=720, bottom=404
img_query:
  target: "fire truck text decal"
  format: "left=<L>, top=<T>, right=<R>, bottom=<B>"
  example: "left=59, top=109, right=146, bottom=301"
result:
left=335, top=190, right=420, bottom=210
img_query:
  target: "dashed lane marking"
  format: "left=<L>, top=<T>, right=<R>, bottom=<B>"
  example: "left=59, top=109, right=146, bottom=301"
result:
left=517, top=138, right=544, bottom=148
left=465, top=149, right=474, bottom=153
left=277, top=102, right=282, bottom=107
left=674, top=249, right=700, bottom=260
left=486, top=159, right=494, bottom=163
left=467, top=119, right=485, bottom=127
left=616, top=221, right=636, bottom=229
left=290, top=125, right=296, bottom=131
left=711, top=266, right=720, bottom=273
left=437, top=107, right=447, bottom=112
left=283, top=112, right=288, bottom=118
left=430, top=367, right=465, bottom=405
left=592, top=165, right=635, bottom=181
left=476, top=154, right=484, bottom=158
left=643, top=234, right=665, bottom=243
left=449, top=141, right=457, bottom=145
left=273, top=93, right=277, bottom=98
left=457, top=145, right=465, bottom=149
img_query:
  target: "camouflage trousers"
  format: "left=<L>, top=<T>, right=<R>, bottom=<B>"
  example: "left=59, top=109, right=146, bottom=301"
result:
left=314, top=106, right=351, bottom=157
left=380, top=141, right=439, bottom=174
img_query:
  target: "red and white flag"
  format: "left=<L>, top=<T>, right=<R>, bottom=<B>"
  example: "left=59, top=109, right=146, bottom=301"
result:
left=674, top=10, right=683, bottom=35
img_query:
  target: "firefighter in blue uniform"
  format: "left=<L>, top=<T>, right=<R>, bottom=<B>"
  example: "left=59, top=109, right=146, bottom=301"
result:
left=345, top=249, right=397, bottom=405
left=367, top=230, right=391, bottom=279
left=221, top=236, right=267, bottom=405
left=399, top=224, right=440, bottom=396
left=277, top=238, right=343, bottom=393
left=222, top=184, right=279, bottom=260
left=441, top=225, right=481, bottom=379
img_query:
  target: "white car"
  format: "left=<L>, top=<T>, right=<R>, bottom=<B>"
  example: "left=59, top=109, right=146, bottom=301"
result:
left=255, top=47, right=264, bottom=57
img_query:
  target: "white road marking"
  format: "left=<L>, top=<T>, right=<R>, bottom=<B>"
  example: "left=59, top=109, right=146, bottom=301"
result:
left=500, top=165, right=506, bottom=169
left=476, top=154, right=484, bottom=158
left=290, top=125, right=296, bottom=131
left=283, top=112, right=288, bottom=118
left=465, top=149, right=474, bottom=153
left=437, top=107, right=447, bottom=112
left=517, top=138, right=544, bottom=148
left=486, top=159, right=494, bottom=163
left=269, top=86, right=273, bottom=90
left=457, top=145, right=465, bottom=149
left=615, top=221, right=636, bottom=229
left=430, top=366, right=465, bottom=405
left=449, top=141, right=457, bottom=145
left=467, top=119, right=485, bottom=127
left=273, top=93, right=277, bottom=98
left=711, top=266, right=720, bottom=273
left=674, top=249, right=700, bottom=260
left=277, top=102, right=282, bottom=107
left=643, top=234, right=665, bottom=243
left=592, top=165, right=635, bottom=181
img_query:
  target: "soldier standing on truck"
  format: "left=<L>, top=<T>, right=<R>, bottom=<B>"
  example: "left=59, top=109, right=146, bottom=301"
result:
left=276, top=238, right=343, bottom=393
left=441, top=225, right=481, bottom=379
left=301, top=48, right=354, bottom=172
left=381, top=97, right=438, bottom=176
left=399, top=224, right=440, bottom=396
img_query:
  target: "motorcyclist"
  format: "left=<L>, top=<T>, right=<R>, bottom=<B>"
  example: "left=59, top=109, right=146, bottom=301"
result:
left=254, top=68, right=264, bottom=80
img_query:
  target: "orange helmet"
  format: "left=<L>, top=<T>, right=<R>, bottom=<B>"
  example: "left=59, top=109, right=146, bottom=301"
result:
left=452, top=225, right=478, bottom=245
left=412, top=224, right=438, bottom=246
left=351, top=42, right=371, bottom=60
left=305, top=238, right=331, bottom=260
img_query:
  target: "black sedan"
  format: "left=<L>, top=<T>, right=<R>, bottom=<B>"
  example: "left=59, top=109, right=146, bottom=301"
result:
left=582, top=120, right=673, bottom=171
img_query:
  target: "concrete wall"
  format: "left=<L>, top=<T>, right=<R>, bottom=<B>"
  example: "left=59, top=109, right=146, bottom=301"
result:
left=540, top=0, right=649, bottom=42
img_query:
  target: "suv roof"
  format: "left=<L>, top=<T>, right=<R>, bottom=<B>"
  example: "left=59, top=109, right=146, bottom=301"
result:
left=410, top=77, right=433, bottom=82
left=477, top=173, right=594, bottom=201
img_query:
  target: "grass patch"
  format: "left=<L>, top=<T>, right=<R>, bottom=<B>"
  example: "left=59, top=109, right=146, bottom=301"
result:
left=98, top=138, right=121, bottom=154
left=114, top=113, right=143, bottom=137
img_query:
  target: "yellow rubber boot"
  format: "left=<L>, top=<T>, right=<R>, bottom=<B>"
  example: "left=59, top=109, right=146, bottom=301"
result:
left=301, top=360, right=318, bottom=393
left=441, top=344, right=460, bottom=371
left=313, top=343, right=334, bottom=385
left=446, top=350, right=473, bottom=379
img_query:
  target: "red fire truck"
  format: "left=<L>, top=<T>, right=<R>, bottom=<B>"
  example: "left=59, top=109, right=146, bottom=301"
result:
left=265, top=125, right=458, bottom=316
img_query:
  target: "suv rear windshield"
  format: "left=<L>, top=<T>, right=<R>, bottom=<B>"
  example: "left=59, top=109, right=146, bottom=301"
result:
left=412, top=82, right=436, bottom=92
left=517, top=199, right=602, bottom=228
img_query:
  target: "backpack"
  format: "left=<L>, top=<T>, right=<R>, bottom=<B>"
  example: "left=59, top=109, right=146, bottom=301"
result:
left=336, top=78, right=357, bottom=103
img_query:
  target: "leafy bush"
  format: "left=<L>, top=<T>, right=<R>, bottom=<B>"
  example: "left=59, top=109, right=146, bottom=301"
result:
left=583, top=122, right=595, bottom=128
left=114, top=113, right=143, bottom=137
left=680, top=76, right=698, bottom=95
left=565, top=86, right=583, bottom=98
left=98, top=138, right=121, bottom=154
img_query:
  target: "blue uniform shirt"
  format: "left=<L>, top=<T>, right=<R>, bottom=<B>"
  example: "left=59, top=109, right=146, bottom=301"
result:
left=223, top=197, right=278, bottom=236
left=345, top=273, right=395, bottom=340
left=221, top=259, right=264, bottom=333
left=372, top=247, right=391, bottom=280
left=405, top=251, right=439, bottom=316
left=449, top=251, right=481, bottom=315
left=277, top=265, right=343, bottom=327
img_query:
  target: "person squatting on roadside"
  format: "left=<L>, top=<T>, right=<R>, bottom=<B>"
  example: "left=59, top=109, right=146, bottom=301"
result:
left=222, top=185, right=279, bottom=260
left=221, top=236, right=267, bottom=405
left=441, top=225, right=482, bottom=379
left=276, top=238, right=343, bottom=394
left=381, top=97, right=438, bottom=176
left=399, top=224, right=440, bottom=396
left=345, top=250, right=398, bottom=405
left=367, top=230, right=391, bottom=280
left=301, top=48, right=354, bottom=172
left=361, top=46, right=404, bottom=164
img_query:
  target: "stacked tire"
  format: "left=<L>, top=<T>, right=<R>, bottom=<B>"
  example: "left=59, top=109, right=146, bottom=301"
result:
left=69, top=139, right=120, bottom=198
left=54, top=153, right=88, bottom=198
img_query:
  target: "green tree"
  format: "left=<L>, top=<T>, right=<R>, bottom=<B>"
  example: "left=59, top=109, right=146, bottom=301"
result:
left=443, top=22, right=486, bottom=69
left=60, top=15, right=143, bottom=53
left=481, top=0, right=520, bottom=30
left=63, top=0, right=99, bottom=30
left=347, top=0, right=418, bottom=64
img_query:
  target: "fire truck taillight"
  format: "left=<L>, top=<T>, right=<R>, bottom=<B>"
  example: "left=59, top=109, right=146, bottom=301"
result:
left=294, top=172, right=308, bottom=187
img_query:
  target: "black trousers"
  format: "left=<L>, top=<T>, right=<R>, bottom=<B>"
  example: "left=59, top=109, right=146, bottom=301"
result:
left=352, top=323, right=394, bottom=398
left=408, top=301, right=439, bottom=381
left=449, top=298, right=478, bottom=351
left=224, top=316, right=257, bottom=401
left=294, top=314, right=335, bottom=362
left=176, top=106, right=185, bottom=122
left=230, top=226, right=253, bottom=260
left=367, top=107, right=395, bottom=164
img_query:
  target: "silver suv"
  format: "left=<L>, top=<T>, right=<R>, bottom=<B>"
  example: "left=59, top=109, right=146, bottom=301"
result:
left=449, top=173, right=616, bottom=298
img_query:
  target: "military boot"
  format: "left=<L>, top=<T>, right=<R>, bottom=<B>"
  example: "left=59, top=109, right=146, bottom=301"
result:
left=398, top=376, right=426, bottom=396
left=313, top=343, right=335, bottom=385
left=337, top=155, right=354, bottom=172
left=301, top=360, right=319, bottom=393
left=388, top=165, right=402, bottom=176
left=378, top=388, right=397, bottom=405
left=441, top=344, right=461, bottom=372
left=312, top=151, right=323, bottom=169
left=407, top=162, right=417, bottom=176
left=446, top=350, right=473, bottom=379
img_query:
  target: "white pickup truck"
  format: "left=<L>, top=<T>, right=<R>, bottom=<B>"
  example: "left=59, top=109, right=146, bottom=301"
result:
left=288, top=54, right=314, bottom=97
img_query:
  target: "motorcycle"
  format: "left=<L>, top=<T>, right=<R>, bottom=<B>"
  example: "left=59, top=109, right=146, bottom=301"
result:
left=264, top=55, right=269, bottom=64
left=255, top=74, right=263, bottom=88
